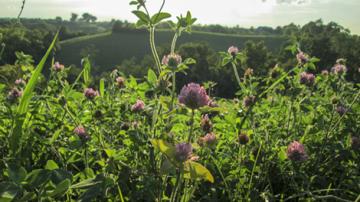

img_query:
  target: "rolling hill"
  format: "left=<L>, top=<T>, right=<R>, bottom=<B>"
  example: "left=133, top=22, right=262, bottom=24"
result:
left=58, top=30, right=287, bottom=70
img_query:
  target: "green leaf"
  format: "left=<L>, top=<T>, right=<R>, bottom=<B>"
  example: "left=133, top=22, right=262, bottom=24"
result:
left=151, top=12, right=171, bottom=24
left=50, top=128, right=62, bottom=144
left=221, top=57, right=232, bottom=66
left=132, top=11, right=150, bottom=24
left=278, top=146, right=288, bottom=161
left=8, top=165, right=27, bottom=184
left=11, top=32, right=58, bottom=155
left=47, top=179, right=70, bottom=197
left=183, top=58, right=196, bottom=65
left=310, top=57, right=320, bottom=63
left=0, top=84, right=5, bottom=92
left=147, top=69, right=157, bottom=86
left=45, top=160, right=59, bottom=170
left=99, top=78, right=105, bottom=96
left=184, top=161, right=214, bottom=183
left=129, top=1, right=138, bottom=5
left=0, top=182, right=20, bottom=202
left=82, top=57, right=91, bottom=86
left=150, top=139, right=176, bottom=160
left=25, top=169, right=51, bottom=187
left=71, top=178, right=101, bottom=189
left=17, top=192, right=36, bottom=202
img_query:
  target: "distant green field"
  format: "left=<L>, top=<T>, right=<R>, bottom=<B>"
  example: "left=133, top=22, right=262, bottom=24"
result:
left=58, top=30, right=287, bottom=69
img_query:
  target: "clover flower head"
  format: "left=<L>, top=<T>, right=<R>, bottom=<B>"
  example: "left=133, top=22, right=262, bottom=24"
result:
left=84, top=88, right=99, bottom=99
left=74, top=126, right=90, bottom=141
left=7, top=88, right=23, bottom=101
left=287, top=141, right=308, bottom=162
left=228, top=46, right=239, bottom=57
left=336, top=105, right=346, bottom=116
left=296, top=51, right=309, bottom=64
left=131, top=100, right=145, bottom=112
left=331, top=64, right=347, bottom=75
left=199, top=133, right=217, bottom=147
left=179, top=83, right=210, bottom=109
left=162, top=53, right=182, bottom=67
left=15, top=78, right=26, bottom=86
left=243, top=95, right=256, bottom=108
left=116, top=76, right=126, bottom=88
left=53, top=62, right=65, bottom=72
left=175, top=142, right=193, bottom=162
left=200, top=114, right=212, bottom=133
left=238, top=133, right=249, bottom=145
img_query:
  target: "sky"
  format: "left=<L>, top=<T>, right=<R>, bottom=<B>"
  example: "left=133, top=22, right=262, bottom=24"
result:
left=1, top=0, right=359, bottom=34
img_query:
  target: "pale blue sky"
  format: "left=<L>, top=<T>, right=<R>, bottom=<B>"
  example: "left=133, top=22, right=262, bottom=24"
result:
left=1, top=0, right=359, bottom=34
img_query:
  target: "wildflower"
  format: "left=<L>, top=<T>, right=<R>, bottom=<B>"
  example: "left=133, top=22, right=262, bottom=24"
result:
left=331, top=64, right=347, bottom=75
left=200, top=114, right=212, bottom=133
left=351, top=136, right=360, bottom=150
left=296, top=51, right=309, bottom=64
left=179, top=83, right=210, bottom=109
left=228, top=46, right=239, bottom=57
left=7, top=88, right=23, bottom=101
left=120, top=122, right=130, bottom=131
left=287, top=141, right=307, bottom=162
left=321, top=70, right=329, bottom=76
left=115, top=76, right=126, bottom=88
left=244, top=68, right=254, bottom=77
left=53, top=62, right=65, bottom=72
left=162, top=53, right=182, bottom=68
left=74, top=126, right=90, bottom=141
left=299, top=72, right=315, bottom=86
left=175, top=143, right=193, bottom=162
left=243, top=95, right=256, bottom=108
left=132, top=121, right=140, bottom=129
left=238, top=133, right=249, bottom=145
left=307, top=73, right=315, bottom=85
left=199, top=133, right=217, bottom=147
left=15, top=78, right=26, bottom=86
left=131, top=100, right=145, bottom=112
left=84, top=88, right=99, bottom=99
left=336, top=105, right=346, bottom=116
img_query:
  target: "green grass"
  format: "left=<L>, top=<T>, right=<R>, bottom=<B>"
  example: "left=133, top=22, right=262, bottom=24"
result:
left=58, top=30, right=287, bottom=70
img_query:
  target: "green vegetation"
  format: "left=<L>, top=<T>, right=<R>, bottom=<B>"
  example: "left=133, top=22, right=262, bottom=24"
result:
left=0, top=0, right=359, bottom=201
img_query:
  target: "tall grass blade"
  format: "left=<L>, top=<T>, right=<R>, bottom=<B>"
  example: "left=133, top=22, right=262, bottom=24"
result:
left=10, top=32, right=59, bottom=155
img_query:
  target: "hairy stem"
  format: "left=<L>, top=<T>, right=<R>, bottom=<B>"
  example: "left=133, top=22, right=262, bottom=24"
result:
left=187, top=109, right=195, bottom=143
left=231, top=62, right=242, bottom=87
left=17, top=0, right=26, bottom=20
left=171, top=32, right=179, bottom=55
left=149, top=26, right=162, bottom=74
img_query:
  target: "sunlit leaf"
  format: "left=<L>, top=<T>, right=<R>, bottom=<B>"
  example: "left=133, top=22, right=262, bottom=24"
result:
left=184, top=161, right=214, bottom=183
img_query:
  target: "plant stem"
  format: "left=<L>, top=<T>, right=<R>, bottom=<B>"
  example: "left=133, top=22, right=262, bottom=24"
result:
left=187, top=109, right=195, bottom=143
left=170, top=71, right=176, bottom=110
left=231, top=62, right=242, bottom=87
left=170, top=166, right=184, bottom=202
left=149, top=26, right=161, bottom=74
left=210, top=155, right=232, bottom=200
left=84, top=144, right=89, bottom=170
left=247, top=143, right=262, bottom=199
left=171, top=32, right=179, bottom=55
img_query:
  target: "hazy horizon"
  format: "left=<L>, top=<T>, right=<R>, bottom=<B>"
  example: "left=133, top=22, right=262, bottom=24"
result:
left=1, top=0, right=359, bottom=34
